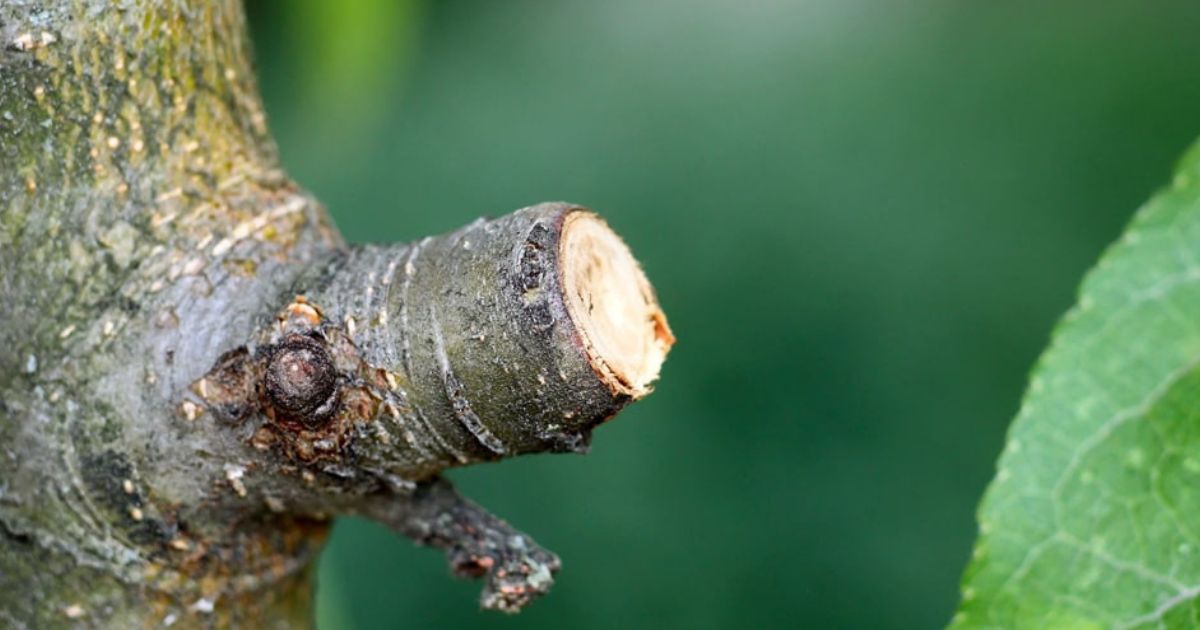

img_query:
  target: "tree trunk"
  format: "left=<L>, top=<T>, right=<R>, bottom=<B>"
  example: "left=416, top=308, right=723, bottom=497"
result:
left=0, top=1, right=674, bottom=628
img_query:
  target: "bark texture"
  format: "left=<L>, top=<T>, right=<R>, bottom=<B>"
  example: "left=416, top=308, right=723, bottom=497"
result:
left=0, top=1, right=672, bottom=628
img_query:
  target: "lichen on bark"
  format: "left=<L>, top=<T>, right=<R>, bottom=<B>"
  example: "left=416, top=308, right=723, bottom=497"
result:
left=0, top=1, right=672, bottom=628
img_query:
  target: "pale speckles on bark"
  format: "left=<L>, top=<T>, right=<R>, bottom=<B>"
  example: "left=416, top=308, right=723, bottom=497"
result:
left=0, top=0, right=323, bottom=378
left=1, top=1, right=339, bottom=626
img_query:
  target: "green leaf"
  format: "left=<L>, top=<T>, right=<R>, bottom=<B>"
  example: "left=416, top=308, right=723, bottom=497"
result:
left=954, top=139, right=1200, bottom=630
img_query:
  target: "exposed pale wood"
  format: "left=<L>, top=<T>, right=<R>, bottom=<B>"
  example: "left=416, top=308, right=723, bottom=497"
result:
left=561, top=211, right=675, bottom=398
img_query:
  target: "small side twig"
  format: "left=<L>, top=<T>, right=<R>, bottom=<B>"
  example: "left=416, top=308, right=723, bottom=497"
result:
left=362, top=477, right=560, bottom=612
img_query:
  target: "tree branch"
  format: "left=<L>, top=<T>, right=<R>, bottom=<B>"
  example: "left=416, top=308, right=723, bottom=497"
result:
left=0, top=1, right=672, bottom=627
left=361, top=477, right=561, bottom=613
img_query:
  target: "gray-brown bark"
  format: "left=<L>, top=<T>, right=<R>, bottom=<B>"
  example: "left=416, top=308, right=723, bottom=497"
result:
left=0, top=1, right=672, bottom=628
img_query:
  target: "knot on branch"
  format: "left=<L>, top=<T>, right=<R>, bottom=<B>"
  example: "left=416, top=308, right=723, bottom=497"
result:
left=187, top=296, right=386, bottom=466
left=264, top=334, right=339, bottom=430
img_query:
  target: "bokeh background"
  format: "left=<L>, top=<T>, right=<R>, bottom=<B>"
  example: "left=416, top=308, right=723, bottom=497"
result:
left=245, top=1, right=1200, bottom=628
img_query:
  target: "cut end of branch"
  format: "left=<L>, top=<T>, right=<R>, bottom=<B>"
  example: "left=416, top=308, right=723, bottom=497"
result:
left=560, top=211, right=675, bottom=399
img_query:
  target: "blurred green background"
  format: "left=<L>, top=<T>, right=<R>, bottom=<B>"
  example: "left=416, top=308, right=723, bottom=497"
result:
left=246, top=1, right=1200, bottom=628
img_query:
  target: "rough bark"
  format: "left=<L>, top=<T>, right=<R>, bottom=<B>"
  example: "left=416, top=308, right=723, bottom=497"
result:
left=0, top=1, right=673, bottom=628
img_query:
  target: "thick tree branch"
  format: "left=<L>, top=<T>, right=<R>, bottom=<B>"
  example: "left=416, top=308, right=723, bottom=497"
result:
left=0, top=0, right=672, bottom=627
left=289, top=202, right=673, bottom=480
